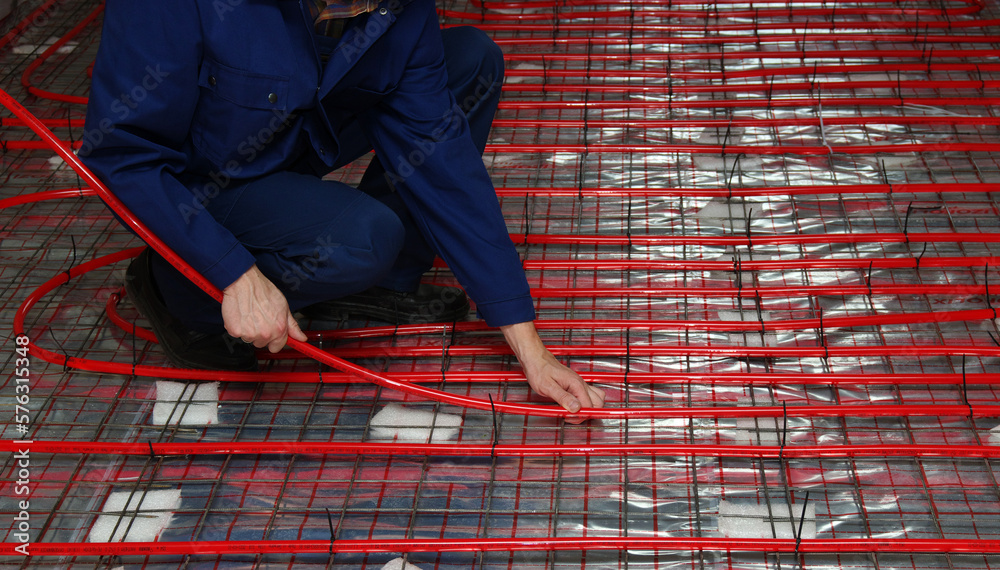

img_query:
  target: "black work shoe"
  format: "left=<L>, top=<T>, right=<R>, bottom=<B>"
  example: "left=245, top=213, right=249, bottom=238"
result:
left=124, top=249, right=258, bottom=371
left=300, top=284, right=470, bottom=325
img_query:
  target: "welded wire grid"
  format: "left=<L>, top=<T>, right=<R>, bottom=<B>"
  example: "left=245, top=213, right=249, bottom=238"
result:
left=2, top=0, right=1000, bottom=567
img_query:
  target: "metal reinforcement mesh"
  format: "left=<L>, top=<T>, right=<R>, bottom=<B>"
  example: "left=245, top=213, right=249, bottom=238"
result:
left=2, top=0, right=1000, bottom=567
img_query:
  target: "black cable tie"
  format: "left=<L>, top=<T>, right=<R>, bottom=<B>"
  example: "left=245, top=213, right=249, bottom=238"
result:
left=47, top=327, right=71, bottom=373
left=810, top=62, right=819, bottom=92
left=627, top=8, right=635, bottom=64
left=976, top=64, right=986, bottom=92
left=926, top=47, right=934, bottom=75
left=745, top=207, right=753, bottom=251
left=915, top=242, right=928, bottom=269
left=962, top=354, right=973, bottom=419
left=726, top=152, right=745, bottom=198
left=779, top=401, right=789, bottom=462
left=767, top=75, right=776, bottom=111
left=488, top=393, right=499, bottom=459
left=881, top=159, right=893, bottom=194
left=148, top=441, right=155, bottom=459
left=801, top=19, right=809, bottom=50
left=794, top=491, right=811, bottom=556
left=897, top=69, right=904, bottom=102
left=984, top=266, right=996, bottom=317
left=865, top=260, right=874, bottom=298
left=522, top=195, right=531, bottom=245
left=623, top=331, right=631, bottom=385
left=719, top=45, right=725, bottom=82
left=903, top=203, right=914, bottom=243
left=987, top=330, right=999, bottom=347
left=721, top=115, right=733, bottom=157
left=0, top=137, right=8, bottom=154
left=733, top=251, right=743, bottom=295
left=626, top=198, right=633, bottom=249
left=326, top=507, right=337, bottom=555
left=755, top=291, right=765, bottom=334
left=63, top=235, right=78, bottom=280
left=818, top=308, right=829, bottom=361
left=541, top=55, right=548, bottom=94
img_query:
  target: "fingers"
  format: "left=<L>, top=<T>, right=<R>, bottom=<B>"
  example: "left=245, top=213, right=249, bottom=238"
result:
left=287, top=313, right=309, bottom=343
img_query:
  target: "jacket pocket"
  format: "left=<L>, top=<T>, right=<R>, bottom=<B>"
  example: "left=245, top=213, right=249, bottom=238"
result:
left=190, top=57, right=292, bottom=169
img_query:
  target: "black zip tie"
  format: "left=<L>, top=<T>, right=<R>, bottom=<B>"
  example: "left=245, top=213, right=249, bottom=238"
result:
left=801, top=19, right=809, bottom=51
left=915, top=241, right=928, bottom=269
left=0, top=137, right=7, bottom=154
left=719, top=45, right=725, bottom=82
left=810, top=62, right=819, bottom=92
left=488, top=393, right=498, bottom=459
left=896, top=69, right=904, bottom=102
left=148, top=441, right=155, bottom=459
left=47, top=327, right=71, bottom=373
left=903, top=202, right=915, bottom=243
left=627, top=8, right=635, bottom=64
left=864, top=260, right=874, bottom=298
left=326, top=507, right=336, bottom=555
left=880, top=159, right=893, bottom=194
left=976, top=64, right=986, bottom=92
left=767, top=75, right=776, bottom=112
left=926, top=47, right=934, bottom=75
left=754, top=9, right=760, bottom=45
left=779, top=401, right=789, bottom=462
left=521, top=194, right=531, bottom=245
left=577, top=151, right=588, bottom=202
left=940, top=0, right=952, bottom=28
left=733, top=251, right=743, bottom=296
left=818, top=308, right=829, bottom=361
left=755, top=290, right=765, bottom=334
left=987, top=330, right=999, bottom=347
left=961, top=354, right=970, bottom=408
left=64, top=235, right=78, bottom=280
left=985, top=266, right=997, bottom=318
left=541, top=55, right=548, bottom=95
left=623, top=330, right=631, bottom=385
left=721, top=114, right=733, bottom=156
left=626, top=198, right=633, bottom=249
left=745, top=207, right=753, bottom=251
left=794, top=491, right=811, bottom=556
left=552, top=2, right=560, bottom=47
left=912, top=11, right=921, bottom=42
left=726, top=153, right=745, bottom=199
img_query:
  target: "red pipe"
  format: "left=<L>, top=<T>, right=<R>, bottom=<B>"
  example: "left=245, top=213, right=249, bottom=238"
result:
left=6, top=537, right=1000, bottom=558
left=19, top=1, right=102, bottom=105
left=4, top=440, right=1000, bottom=460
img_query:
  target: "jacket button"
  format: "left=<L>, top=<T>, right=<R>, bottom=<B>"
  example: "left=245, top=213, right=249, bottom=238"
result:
left=378, top=7, right=387, bottom=14
left=208, top=75, right=216, bottom=86
left=319, top=146, right=326, bottom=155
left=267, top=92, right=277, bottom=104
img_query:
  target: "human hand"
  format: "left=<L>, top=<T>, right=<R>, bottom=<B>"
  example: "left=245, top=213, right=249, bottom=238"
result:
left=500, top=321, right=606, bottom=422
left=221, top=265, right=308, bottom=353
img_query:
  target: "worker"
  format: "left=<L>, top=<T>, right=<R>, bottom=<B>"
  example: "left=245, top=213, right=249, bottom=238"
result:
left=80, top=0, right=605, bottom=416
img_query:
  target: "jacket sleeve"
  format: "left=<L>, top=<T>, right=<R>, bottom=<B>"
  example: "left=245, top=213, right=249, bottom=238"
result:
left=80, top=0, right=256, bottom=290
left=358, top=2, right=535, bottom=328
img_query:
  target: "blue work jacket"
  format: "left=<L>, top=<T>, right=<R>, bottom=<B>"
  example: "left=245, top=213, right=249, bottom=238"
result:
left=81, top=0, right=534, bottom=327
